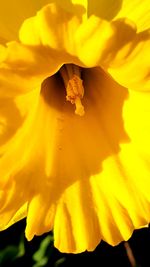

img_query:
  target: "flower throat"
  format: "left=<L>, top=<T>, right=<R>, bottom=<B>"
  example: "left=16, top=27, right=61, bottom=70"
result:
left=59, top=64, right=85, bottom=116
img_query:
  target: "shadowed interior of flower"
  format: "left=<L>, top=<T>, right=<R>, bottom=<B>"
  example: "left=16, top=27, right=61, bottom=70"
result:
left=0, top=0, right=150, bottom=255
left=34, top=65, right=130, bottom=188
left=42, top=64, right=129, bottom=155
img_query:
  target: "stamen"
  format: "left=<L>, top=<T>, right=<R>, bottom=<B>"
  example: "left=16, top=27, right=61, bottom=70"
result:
left=60, top=64, right=85, bottom=116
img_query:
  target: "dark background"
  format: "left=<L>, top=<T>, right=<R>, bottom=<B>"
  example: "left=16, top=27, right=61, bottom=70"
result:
left=0, top=220, right=149, bottom=267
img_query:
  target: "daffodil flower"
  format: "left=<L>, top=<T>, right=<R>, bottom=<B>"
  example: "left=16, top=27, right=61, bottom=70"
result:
left=0, top=0, right=150, bottom=253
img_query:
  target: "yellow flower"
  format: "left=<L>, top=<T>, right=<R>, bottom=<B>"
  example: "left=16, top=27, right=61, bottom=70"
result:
left=0, top=0, right=150, bottom=253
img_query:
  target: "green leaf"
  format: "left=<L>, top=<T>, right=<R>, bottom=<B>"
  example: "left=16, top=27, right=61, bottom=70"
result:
left=32, top=235, right=53, bottom=267
left=0, top=245, right=19, bottom=264
left=54, top=257, right=66, bottom=267
left=0, top=234, right=25, bottom=265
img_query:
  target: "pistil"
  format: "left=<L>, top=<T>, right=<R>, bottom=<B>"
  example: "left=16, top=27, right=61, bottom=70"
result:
left=60, top=64, right=85, bottom=116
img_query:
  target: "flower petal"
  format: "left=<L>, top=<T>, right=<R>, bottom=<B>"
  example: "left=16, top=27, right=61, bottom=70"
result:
left=74, top=15, right=114, bottom=66
left=19, top=2, right=116, bottom=69
left=107, top=29, right=150, bottom=91
left=100, top=19, right=150, bottom=91
left=0, top=41, right=70, bottom=97
left=0, top=89, right=41, bottom=228
left=19, top=3, right=83, bottom=55
left=0, top=203, right=27, bottom=230
left=86, top=0, right=150, bottom=32
left=0, top=75, right=67, bottom=232
left=122, top=89, right=150, bottom=160
left=115, top=0, right=150, bottom=32
left=0, top=45, right=7, bottom=62
left=0, top=0, right=50, bottom=43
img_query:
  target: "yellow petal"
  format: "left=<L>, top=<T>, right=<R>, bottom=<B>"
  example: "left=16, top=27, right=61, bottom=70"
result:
left=19, top=3, right=83, bottom=55
left=122, top=89, right=150, bottom=159
left=0, top=0, right=50, bottom=43
left=115, top=0, right=150, bottom=32
left=0, top=45, right=7, bottom=62
left=25, top=195, right=56, bottom=240
left=0, top=172, right=28, bottom=229
left=74, top=15, right=114, bottom=66
left=101, top=19, right=150, bottom=91
left=86, top=0, right=150, bottom=32
left=108, top=29, right=150, bottom=91
left=0, top=77, right=65, bottom=233
left=19, top=2, right=116, bottom=68
left=0, top=41, right=70, bottom=97
left=0, top=89, right=39, bottom=184
left=0, top=89, right=41, bottom=227
left=0, top=203, right=27, bottom=230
